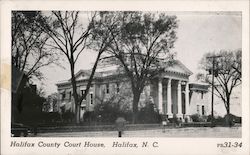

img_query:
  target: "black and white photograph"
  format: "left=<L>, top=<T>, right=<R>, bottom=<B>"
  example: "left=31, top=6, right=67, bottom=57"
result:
left=1, top=1, right=249, bottom=155
left=10, top=10, right=242, bottom=137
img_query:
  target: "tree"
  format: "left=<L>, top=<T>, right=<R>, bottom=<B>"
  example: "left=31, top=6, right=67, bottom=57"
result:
left=42, top=11, right=111, bottom=123
left=98, top=12, right=178, bottom=123
left=198, top=49, right=242, bottom=117
left=231, top=50, right=242, bottom=80
left=11, top=11, right=59, bottom=80
left=93, top=85, right=133, bottom=123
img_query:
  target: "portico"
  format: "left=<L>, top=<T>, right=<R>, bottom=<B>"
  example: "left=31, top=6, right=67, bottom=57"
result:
left=157, top=78, right=190, bottom=120
left=155, top=60, right=193, bottom=120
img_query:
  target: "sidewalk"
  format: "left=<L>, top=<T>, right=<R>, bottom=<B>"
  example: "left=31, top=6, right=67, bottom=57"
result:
left=35, top=126, right=242, bottom=138
left=36, top=122, right=241, bottom=133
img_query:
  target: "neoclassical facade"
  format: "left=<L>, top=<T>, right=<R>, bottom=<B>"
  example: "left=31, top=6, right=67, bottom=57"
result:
left=56, top=59, right=210, bottom=121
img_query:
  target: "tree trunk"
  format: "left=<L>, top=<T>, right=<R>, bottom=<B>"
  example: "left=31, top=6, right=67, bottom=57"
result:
left=225, top=96, right=232, bottom=127
left=226, top=96, right=230, bottom=115
left=70, top=62, right=80, bottom=124
left=132, top=91, right=141, bottom=124
left=79, top=50, right=103, bottom=103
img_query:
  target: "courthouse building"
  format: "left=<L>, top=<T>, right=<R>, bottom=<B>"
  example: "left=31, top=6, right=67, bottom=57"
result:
left=56, top=58, right=210, bottom=122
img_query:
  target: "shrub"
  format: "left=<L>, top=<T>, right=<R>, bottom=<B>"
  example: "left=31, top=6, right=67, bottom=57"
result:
left=83, top=111, right=95, bottom=122
left=61, top=111, right=74, bottom=123
left=207, top=115, right=224, bottom=123
left=47, top=112, right=61, bottom=122
left=224, top=114, right=235, bottom=127
left=137, top=100, right=161, bottom=124
left=207, top=114, right=237, bottom=126
left=93, top=100, right=132, bottom=123
left=190, top=114, right=205, bottom=122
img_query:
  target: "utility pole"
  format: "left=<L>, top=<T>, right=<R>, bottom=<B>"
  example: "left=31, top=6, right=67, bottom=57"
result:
left=207, top=55, right=222, bottom=127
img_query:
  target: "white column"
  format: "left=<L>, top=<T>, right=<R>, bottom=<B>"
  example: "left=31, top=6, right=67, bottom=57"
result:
left=167, top=78, right=173, bottom=118
left=177, top=80, right=182, bottom=117
left=158, top=78, right=163, bottom=114
left=185, top=82, right=190, bottom=115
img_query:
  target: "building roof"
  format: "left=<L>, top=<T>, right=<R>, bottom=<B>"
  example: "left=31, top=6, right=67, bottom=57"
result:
left=56, top=59, right=193, bottom=86
left=163, top=60, right=193, bottom=76
left=189, top=81, right=210, bottom=86
left=189, top=82, right=210, bottom=92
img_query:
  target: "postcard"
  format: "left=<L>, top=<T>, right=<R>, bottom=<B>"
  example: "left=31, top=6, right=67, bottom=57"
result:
left=1, top=0, right=249, bottom=155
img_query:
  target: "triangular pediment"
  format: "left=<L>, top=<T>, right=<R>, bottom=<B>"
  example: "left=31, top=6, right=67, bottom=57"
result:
left=164, top=60, right=193, bottom=75
left=76, top=73, right=90, bottom=80
left=71, top=70, right=91, bottom=81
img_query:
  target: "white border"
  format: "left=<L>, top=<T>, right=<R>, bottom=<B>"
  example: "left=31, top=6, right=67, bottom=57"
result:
left=1, top=1, right=249, bottom=155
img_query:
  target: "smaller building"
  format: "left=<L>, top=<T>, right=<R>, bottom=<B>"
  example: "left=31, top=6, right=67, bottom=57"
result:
left=189, top=82, right=210, bottom=117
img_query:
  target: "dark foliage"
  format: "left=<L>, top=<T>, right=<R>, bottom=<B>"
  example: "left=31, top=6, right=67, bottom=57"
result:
left=61, top=111, right=75, bottom=123
left=207, top=114, right=240, bottom=126
left=190, top=114, right=202, bottom=122
left=92, top=101, right=133, bottom=123
left=12, top=85, right=45, bottom=126
left=137, top=100, right=161, bottom=124
left=38, top=112, right=61, bottom=123
left=190, top=114, right=208, bottom=122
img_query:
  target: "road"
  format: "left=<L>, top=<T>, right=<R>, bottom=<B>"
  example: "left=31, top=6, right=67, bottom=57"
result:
left=35, top=126, right=241, bottom=138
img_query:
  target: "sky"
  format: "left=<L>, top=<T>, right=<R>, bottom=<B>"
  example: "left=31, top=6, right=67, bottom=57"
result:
left=39, top=12, right=242, bottom=96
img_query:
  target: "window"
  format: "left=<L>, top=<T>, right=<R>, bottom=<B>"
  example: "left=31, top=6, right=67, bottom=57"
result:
left=90, top=93, right=93, bottom=104
left=81, top=90, right=86, bottom=100
left=197, top=105, right=200, bottom=114
left=62, top=93, right=66, bottom=101
left=106, top=83, right=109, bottom=94
left=116, top=83, right=120, bottom=93
left=201, top=92, right=204, bottom=99
left=69, top=91, right=72, bottom=100
left=202, top=105, right=205, bottom=115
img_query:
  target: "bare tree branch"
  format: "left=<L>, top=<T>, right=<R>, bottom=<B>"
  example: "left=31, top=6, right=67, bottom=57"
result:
left=198, top=49, right=242, bottom=114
